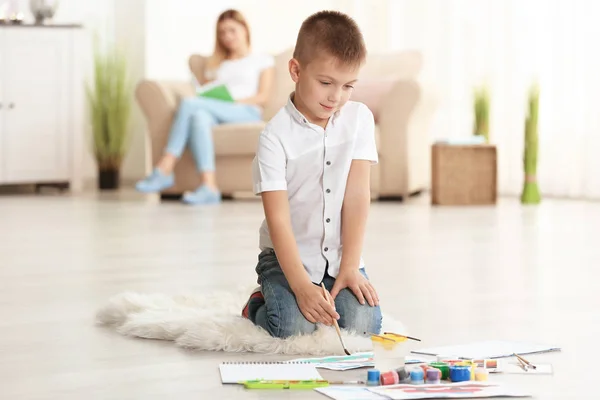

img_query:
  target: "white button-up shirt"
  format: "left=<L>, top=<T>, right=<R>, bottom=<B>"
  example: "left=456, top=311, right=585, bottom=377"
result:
left=252, top=95, right=378, bottom=283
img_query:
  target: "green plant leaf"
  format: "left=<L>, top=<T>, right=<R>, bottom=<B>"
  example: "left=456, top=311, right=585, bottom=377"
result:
left=473, top=85, right=490, bottom=142
left=86, top=35, right=133, bottom=170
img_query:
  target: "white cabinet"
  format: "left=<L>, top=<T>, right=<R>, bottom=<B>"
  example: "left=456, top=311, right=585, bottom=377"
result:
left=0, top=26, right=84, bottom=191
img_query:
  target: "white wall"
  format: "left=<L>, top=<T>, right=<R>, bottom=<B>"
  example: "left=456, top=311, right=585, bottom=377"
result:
left=144, top=0, right=359, bottom=81
left=12, top=0, right=149, bottom=183
left=16, top=0, right=596, bottom=198
left=130, top=0, right=393, bottom=183
left=10, top=0, right=393, bottom=185
left=387, top=0, right=600, bottom=199
left=115, top=0, right=148, bottom=181
left=13, top=0, right=114, bottom=35
left=144, top=0, right=235, bottom=81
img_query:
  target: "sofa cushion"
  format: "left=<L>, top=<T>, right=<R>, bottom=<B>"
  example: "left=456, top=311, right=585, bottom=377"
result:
left=359, top=50, right=423, bottom=80
left=351, top=79, right=397, bottom=123
left=263, top=48, right=295, bottom=121
left=213, top=121, right=265, bottom=156
left=351, top=50, right=423, bottom=122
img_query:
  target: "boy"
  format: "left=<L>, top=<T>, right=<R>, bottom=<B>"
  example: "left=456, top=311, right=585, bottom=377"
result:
left=242, top=10, right=382, bottom=339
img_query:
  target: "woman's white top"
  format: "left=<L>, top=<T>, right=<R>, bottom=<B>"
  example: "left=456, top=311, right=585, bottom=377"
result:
left=197, top=53, right=275, bottom=101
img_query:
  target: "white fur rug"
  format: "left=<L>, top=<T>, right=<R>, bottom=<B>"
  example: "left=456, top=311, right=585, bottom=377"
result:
left=95, top=286, right=406, bottom=356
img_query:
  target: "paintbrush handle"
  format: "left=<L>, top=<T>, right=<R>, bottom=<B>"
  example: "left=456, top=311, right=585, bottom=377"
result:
left=514, top=353, right=528, bottom=364
left=320, top=283, right=333, bottom=309
left=514, top=353, right=537, bottom=369
left=384, top=332, right=422, bottom=342
left=321, top=283, right=350, bottom=355
left=332, top=318, right=342, bottom=335
left=371, top=333, right=396, bottom=342
left=321, top=283, right=340, bottom=331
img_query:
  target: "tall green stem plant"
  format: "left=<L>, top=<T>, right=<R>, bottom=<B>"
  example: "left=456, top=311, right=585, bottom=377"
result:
left=86, top=40, right=132, bottom=172
left=473, top=86, right=490, bottom=143
left=521, top=84, right=541, bottom=204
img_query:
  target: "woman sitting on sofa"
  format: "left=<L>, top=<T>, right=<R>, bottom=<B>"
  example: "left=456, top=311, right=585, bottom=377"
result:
left=136, top=9, right=275, bottom=205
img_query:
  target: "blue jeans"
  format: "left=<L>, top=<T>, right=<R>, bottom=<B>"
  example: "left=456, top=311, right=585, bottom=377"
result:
left=165, top=97, right=261, bottom=172
left=249, top=249, right=383, bottom=339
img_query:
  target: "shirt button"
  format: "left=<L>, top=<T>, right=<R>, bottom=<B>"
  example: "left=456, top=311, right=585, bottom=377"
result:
left=326, top=218, right=331, bottom=223
left=326, top=161, right=331, bottom=166
left=324, top=247, right=329, bottom=252
left=326, top=189, right=331, bottom=194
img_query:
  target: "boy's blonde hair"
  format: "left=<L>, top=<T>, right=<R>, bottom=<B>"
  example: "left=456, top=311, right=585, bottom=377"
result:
left=293, top=10, right=366, bottom=68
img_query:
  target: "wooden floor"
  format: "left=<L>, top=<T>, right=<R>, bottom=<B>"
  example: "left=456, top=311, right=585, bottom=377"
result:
left=0, top=190, right=598, bottom=399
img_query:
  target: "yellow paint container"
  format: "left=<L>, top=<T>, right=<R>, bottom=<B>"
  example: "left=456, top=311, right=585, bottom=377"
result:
left=371, top=333, right=412, bottom=372
left=475, top=367, right=489, bottom=381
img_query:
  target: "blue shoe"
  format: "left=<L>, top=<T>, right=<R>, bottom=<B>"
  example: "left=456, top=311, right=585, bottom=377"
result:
left=135, top=168, right=174, bottom=193
left=181, top=185, right=222, bottom=205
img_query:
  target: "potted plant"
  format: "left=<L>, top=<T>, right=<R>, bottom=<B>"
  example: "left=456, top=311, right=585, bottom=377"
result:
left=473, top=86, right=490, bottom=143
left=86, top=40, right=132, bottom=190
left=521, top=83, right=541, bottom=204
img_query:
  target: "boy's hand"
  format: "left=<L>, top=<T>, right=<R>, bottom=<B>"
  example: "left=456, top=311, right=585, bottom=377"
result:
left=294, top=282, right=340, bottom=326
left=330, top=269, right=379, bottom=307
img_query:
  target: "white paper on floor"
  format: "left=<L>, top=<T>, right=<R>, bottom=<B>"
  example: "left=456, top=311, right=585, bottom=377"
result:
left=95, top=286, right=406, bottom=356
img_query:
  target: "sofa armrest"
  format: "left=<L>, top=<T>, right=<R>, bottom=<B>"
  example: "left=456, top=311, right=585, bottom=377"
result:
left=377, top=79, right=437, bottom=196
left=135, top=80, right=194, bottom=138
left=135, top=80, right=195, bottom=165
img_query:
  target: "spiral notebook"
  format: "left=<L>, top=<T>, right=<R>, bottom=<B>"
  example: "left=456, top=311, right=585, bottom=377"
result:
left=219, top=361, right=323, bottom=384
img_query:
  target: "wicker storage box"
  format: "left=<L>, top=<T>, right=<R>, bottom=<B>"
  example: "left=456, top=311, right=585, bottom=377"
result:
left=431, top=143, right=497, bottom=205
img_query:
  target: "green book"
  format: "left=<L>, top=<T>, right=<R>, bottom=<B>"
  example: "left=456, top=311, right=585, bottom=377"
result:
left=198, top=84, right=234, bottom=102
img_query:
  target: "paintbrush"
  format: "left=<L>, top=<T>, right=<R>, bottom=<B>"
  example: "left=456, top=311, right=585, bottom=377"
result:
left=384, top=332, right=422, bottom=342
left=515, top=355, right=528, bottom=371
left=321, top=283, right=351, bottom=356
left=370, top=333, right=397, bottom=342
left=513, top=353, right=537, bottom=370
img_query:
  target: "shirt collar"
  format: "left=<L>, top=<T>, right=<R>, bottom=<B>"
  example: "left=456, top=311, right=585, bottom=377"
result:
left=285, top=92, right=341, bottom=128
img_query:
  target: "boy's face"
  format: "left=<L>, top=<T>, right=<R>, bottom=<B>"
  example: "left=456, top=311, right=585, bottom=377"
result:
left=289, top=54, right=360, bottom=127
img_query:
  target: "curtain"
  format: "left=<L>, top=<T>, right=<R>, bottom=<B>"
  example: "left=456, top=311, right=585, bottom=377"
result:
left=387, top=0, right=600, bottom=199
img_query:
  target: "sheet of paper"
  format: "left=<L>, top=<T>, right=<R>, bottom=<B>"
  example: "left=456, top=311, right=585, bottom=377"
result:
left=218, top=362, right=322, bottom=384
left=316, top=386, right=389, bottom=400
left=502, top=362, right=553, bottom=374
left=289, top=352, right=427, bottom=371
left=368, top=382, right=532, bottom=400
left=411, top=340, right=561, bottom=359
left=288, top=352, right=374, bottom=371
